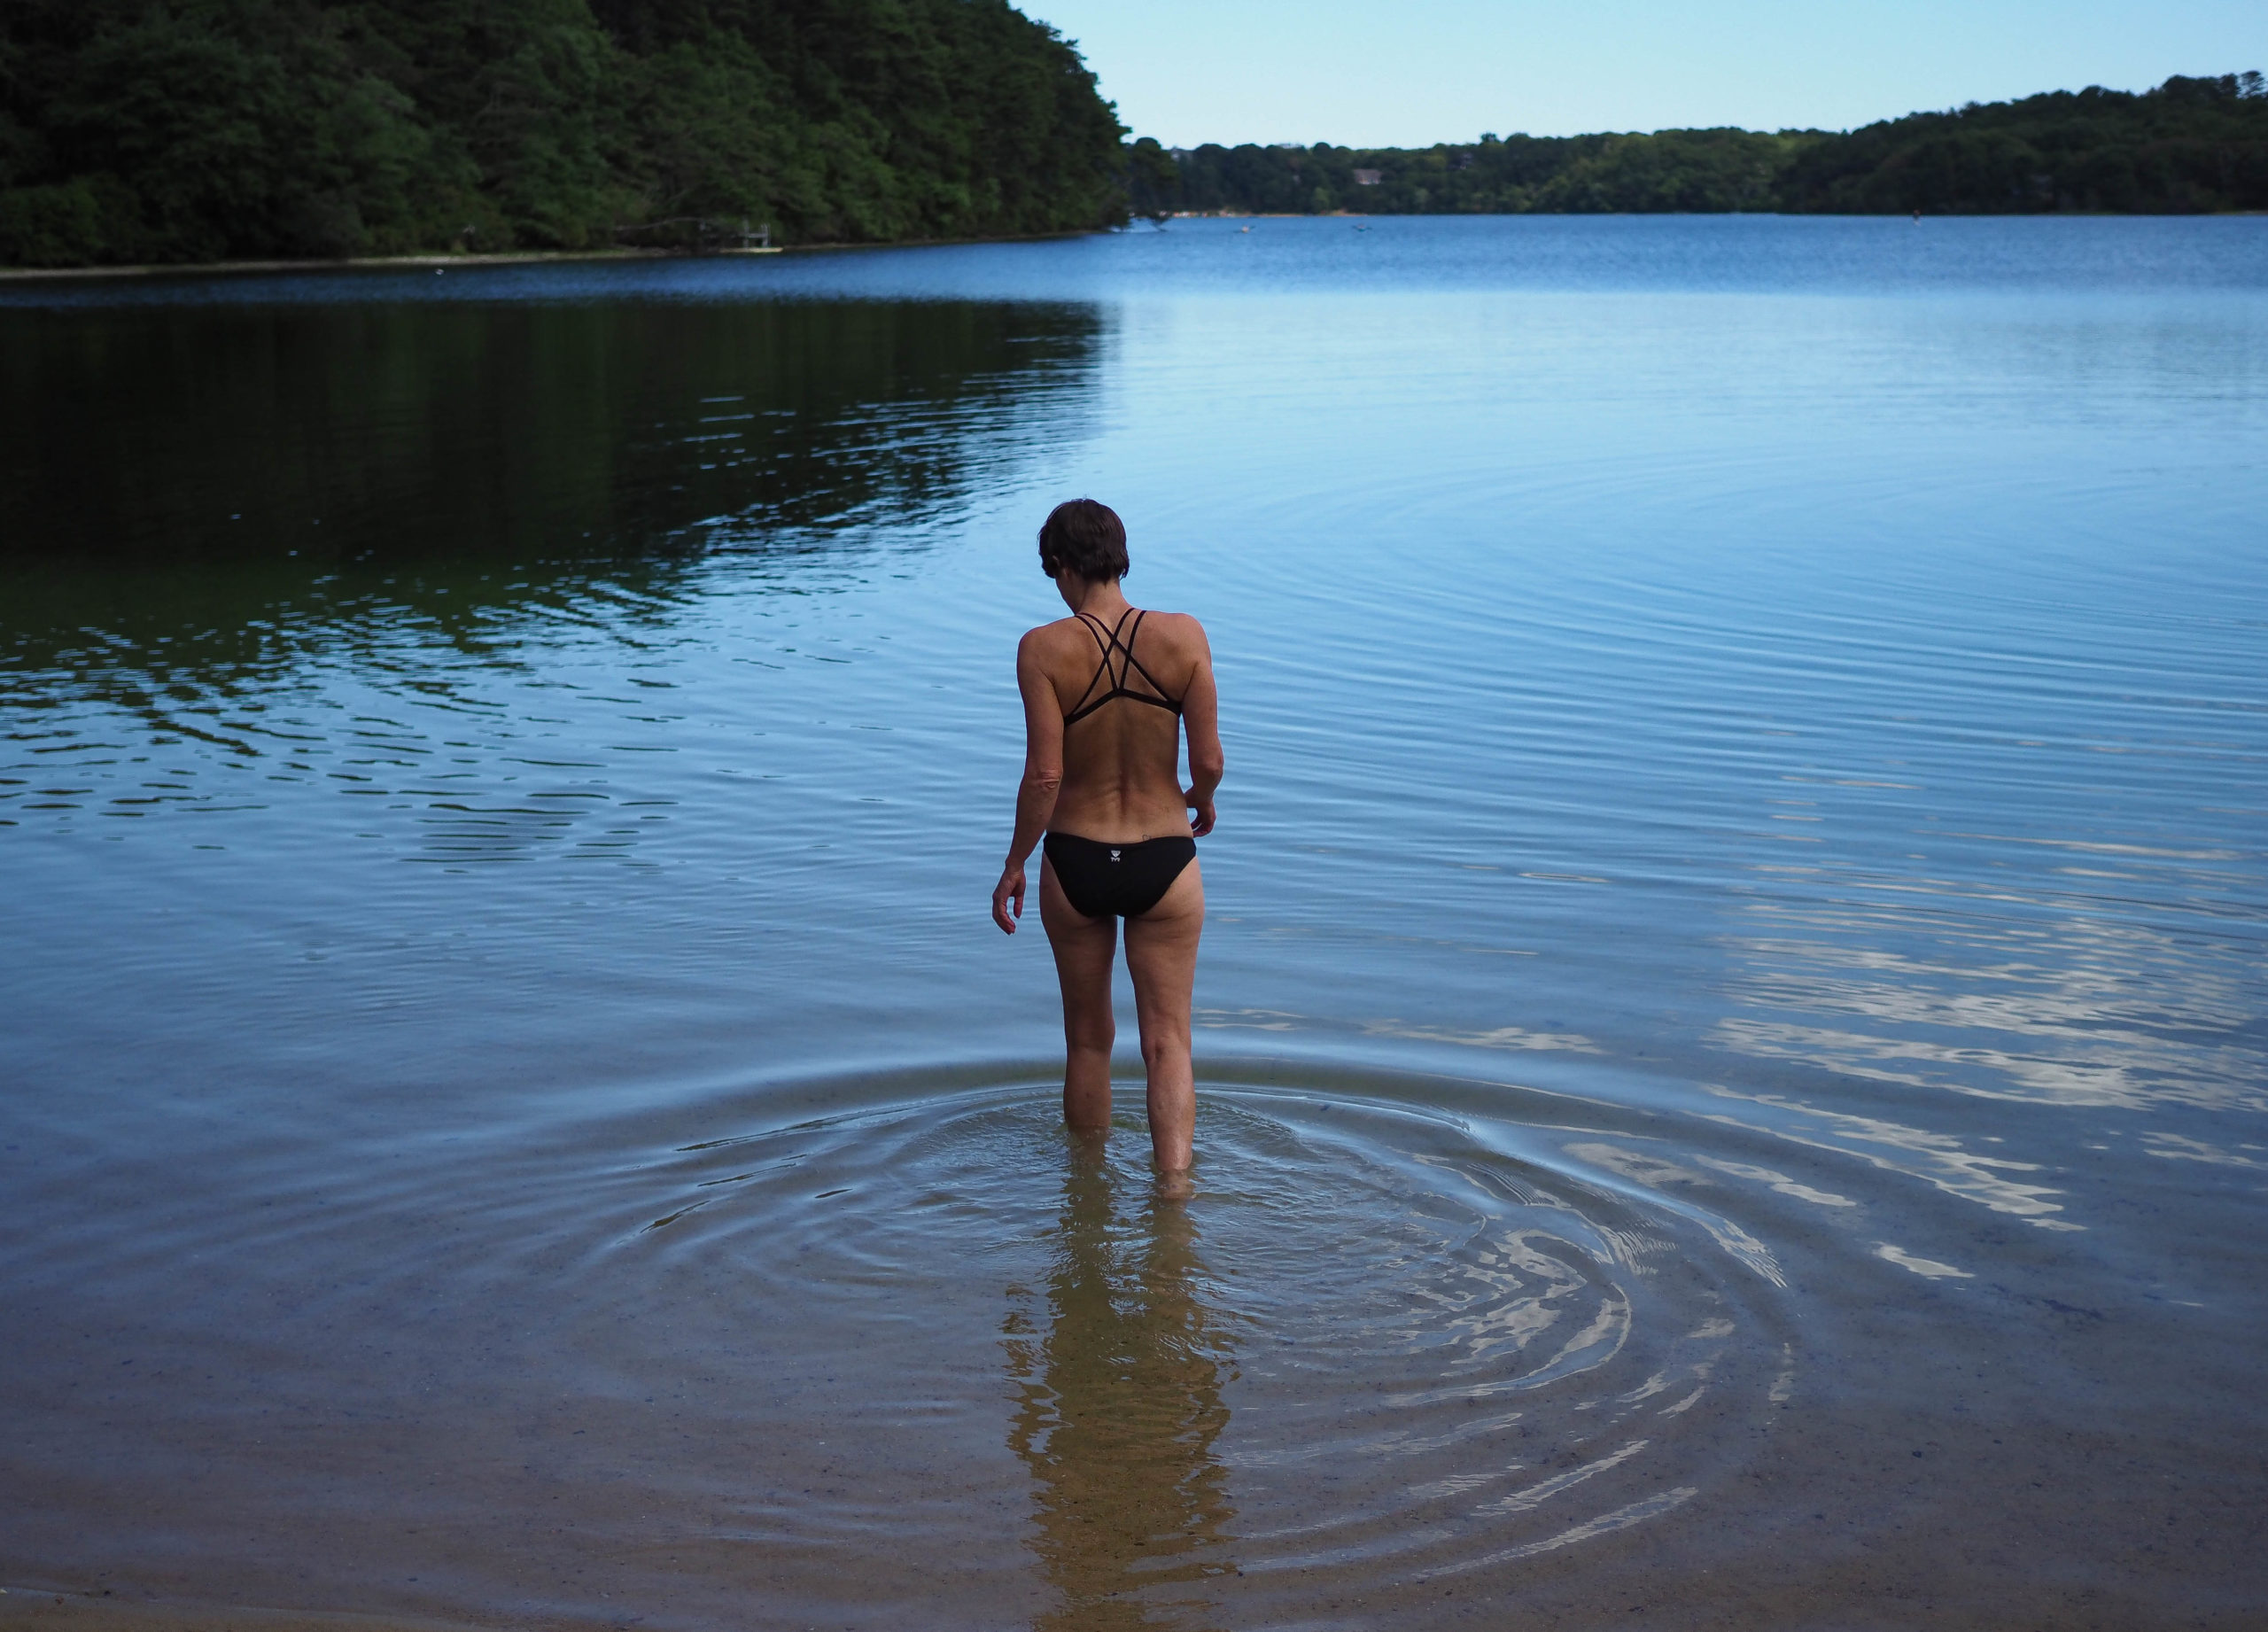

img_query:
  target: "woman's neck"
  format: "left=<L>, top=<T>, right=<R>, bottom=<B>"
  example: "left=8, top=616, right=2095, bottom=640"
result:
left=1062, top=578, right=1131, bottom=619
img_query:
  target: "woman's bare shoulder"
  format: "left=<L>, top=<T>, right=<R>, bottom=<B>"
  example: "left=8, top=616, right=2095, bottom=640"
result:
left=1140, top=610, right=1211, bottom=651
left=1020, top=615, right=1086, bottom=646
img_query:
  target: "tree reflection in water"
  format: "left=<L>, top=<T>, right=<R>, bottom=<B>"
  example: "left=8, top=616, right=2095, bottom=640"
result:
left=1004, top=1139, right=1239, bottom=1630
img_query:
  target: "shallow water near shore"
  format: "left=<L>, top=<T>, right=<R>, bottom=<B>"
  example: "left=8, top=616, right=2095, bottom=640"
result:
left=4, top=215, right=2266, bottom=1628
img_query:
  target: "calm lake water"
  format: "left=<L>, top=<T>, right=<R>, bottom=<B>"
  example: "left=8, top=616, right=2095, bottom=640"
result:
left=4, top=216, right=2264, bottom=1630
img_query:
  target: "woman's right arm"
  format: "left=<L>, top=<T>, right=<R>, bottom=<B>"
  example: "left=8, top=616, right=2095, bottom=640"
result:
left=1180, top=620, right=1223, bottom=836
left=992, top=630, right=1065, bottom=934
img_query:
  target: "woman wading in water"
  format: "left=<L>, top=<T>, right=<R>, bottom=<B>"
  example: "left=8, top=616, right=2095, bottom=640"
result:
left=991, top=500, right=1223, bottom=1173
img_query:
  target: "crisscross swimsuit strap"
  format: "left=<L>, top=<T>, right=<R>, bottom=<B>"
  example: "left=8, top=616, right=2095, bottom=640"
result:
left=1062, top=607, right=1184, bottom=726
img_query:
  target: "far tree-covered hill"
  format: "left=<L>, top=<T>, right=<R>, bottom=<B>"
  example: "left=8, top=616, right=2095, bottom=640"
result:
left=0, top=0, right=1129, bottom=267
left=1134, top=73, right=2268, bottom=219
left=1778, top=73, right=2268, bottom=212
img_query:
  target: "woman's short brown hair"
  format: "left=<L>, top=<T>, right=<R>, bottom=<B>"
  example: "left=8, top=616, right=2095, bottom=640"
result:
left=1037, top=499, right=1130, bottom=582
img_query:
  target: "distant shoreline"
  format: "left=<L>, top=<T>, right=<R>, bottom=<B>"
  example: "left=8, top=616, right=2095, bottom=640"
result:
left=1158, top=207, right=2268, bottom=219
left=1132, top=76, right=2268, bottom=221
left=0, top=230, right=1099, bottom=284
left=0, top=246, right=681, bottom=283
left=7, top=211, right=2264, bottom=284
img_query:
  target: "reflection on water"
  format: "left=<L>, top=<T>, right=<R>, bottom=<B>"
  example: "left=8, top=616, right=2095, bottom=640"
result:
left=0, top=295, right=1104, bottom=567
left=0, top=294, right=1103, bottom=861
left=1713, top=897, right=2265, bottom=1117
left=1006, top=1139, right=1236, bottom=1628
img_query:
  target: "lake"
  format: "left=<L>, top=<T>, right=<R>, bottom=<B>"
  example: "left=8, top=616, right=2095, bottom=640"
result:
left=3, top=214, right=2264, bottom=1630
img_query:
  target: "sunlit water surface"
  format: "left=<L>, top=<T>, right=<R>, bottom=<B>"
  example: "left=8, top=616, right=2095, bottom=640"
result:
left=3, top=217, right=2264, bottom=1630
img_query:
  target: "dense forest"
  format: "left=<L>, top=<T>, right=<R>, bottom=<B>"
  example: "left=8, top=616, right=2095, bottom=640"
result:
left=1134, top=72, right=2268, bottom=219
left=0, top=0, right=1129, bottom=267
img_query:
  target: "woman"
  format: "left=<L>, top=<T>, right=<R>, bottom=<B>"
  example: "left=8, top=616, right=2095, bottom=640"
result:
left=991, top=500, right=1223, bottom=1173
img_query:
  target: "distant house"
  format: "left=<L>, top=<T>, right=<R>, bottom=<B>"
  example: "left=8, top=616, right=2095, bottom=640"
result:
left=1353, top=168, right=1383, bottom=186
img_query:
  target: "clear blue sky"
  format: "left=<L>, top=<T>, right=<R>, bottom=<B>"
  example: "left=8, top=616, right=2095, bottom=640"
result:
left=1029, top=0, right=2264, bottom=147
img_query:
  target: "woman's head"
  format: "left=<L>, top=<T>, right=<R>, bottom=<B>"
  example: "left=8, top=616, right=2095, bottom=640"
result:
left=1037, top=499, right=1129, bottom=583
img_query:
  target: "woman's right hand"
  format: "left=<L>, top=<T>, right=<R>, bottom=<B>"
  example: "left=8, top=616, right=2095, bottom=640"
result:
left=1186, top=790, right=1216, bottom=837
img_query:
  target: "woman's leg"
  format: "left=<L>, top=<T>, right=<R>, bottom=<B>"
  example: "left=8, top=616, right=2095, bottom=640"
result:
left=1123, top=859, right=1204, bottom=1171
left=1040, top=855, right=1119, bottom=1134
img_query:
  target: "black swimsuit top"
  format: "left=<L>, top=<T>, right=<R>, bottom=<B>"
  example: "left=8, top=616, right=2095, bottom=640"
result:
left=1063, top=607, right=1184, bottom=727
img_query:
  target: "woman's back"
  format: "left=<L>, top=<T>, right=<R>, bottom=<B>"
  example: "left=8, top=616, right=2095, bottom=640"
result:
left=1027, top=604, right=1214, bottom=844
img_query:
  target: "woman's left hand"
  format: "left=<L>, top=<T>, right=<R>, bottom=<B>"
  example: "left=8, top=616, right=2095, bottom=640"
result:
left=991, top=864, right=1026, bottom=934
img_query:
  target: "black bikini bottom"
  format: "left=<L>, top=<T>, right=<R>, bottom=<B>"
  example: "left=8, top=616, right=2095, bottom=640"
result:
left=1044, top=831, right=1197, bottom=920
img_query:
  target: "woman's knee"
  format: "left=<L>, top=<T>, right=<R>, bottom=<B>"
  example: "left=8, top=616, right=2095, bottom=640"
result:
left=1066, top=1012, right=1116, bottom=1053
left=1138, top=1027, right=1188, bottom=1069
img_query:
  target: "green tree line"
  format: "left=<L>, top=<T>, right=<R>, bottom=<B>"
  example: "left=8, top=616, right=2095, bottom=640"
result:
left=5, top=23, right=2261, bottom=272
left=0, top=0, right=1129, bottom=267
left=1132, top=72, right=2268, bottom=219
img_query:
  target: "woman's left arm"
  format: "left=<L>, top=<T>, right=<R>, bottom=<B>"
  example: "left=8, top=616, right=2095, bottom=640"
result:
left=992, top=631, right=1065, bottom=934
left=1179, top=618, right=1223, bottom=836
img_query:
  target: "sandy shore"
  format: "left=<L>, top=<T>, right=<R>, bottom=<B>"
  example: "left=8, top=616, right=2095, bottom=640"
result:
left=0, top=247, right=750, bottom=283
left=0, top=1593, right=479, bottom=1632
left=0, top=224, right=1107, bottom=283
